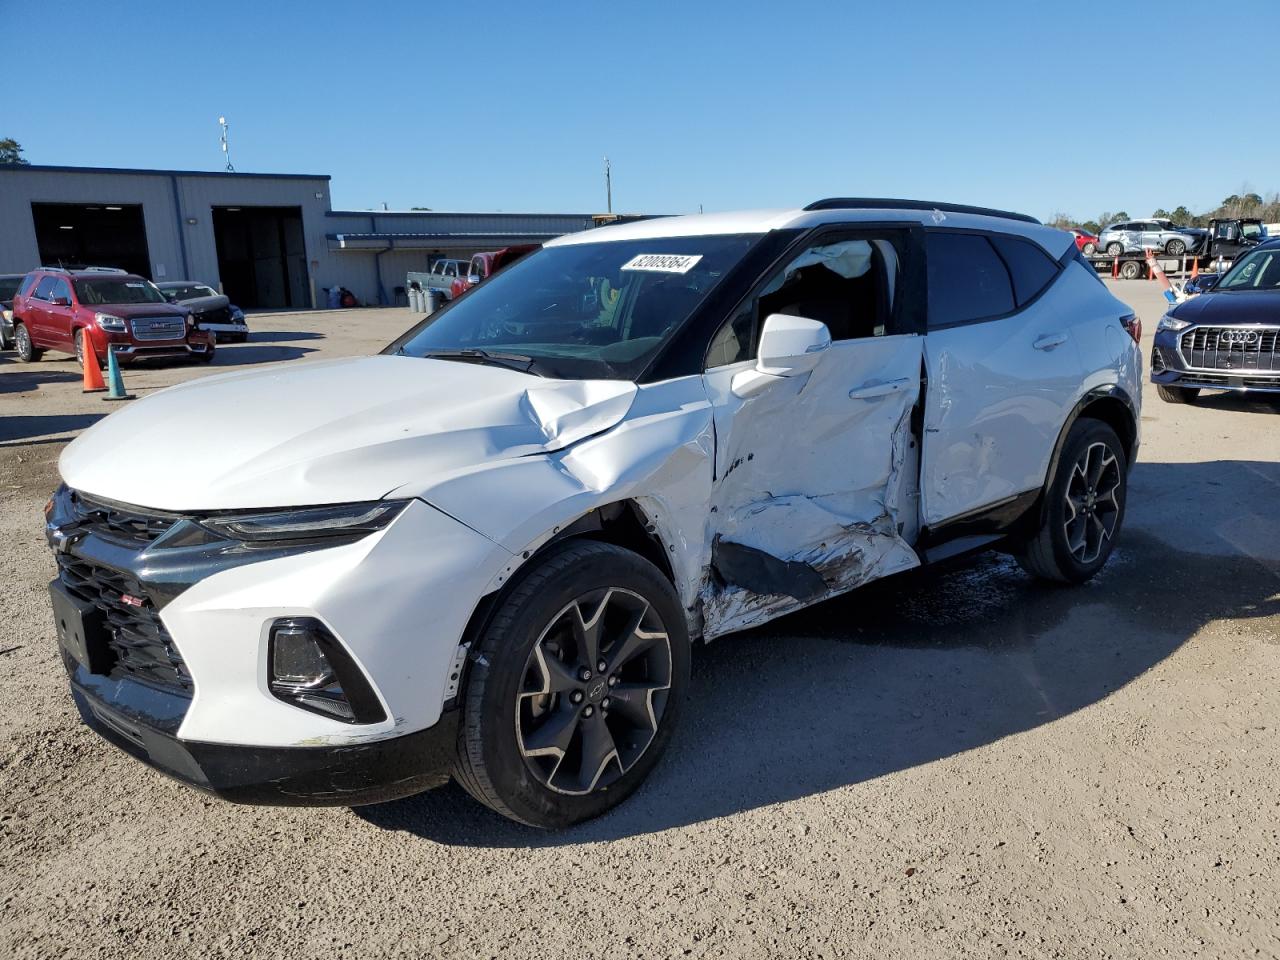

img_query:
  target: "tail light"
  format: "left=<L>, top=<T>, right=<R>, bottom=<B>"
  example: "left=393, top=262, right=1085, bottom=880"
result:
left=1120, top=314, right=1141, bottom=344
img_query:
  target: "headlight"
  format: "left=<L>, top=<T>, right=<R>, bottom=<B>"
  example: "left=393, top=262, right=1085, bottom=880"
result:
left=95, top=313, right=127, bottom=332
left=1156, top=315, right=1191, bottom=333
left=230, top=306, right=245, bottom=322
left=197, top=499, right=408, bottom=544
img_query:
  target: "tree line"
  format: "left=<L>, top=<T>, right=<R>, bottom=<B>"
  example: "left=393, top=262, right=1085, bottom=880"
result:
left=1050, top=192, right=1280, bottom=234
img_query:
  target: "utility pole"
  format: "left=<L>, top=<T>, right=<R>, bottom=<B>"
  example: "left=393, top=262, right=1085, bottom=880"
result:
left=604, top=156, right=612, bottom=214
left=219, top=117, right=235, bottom=172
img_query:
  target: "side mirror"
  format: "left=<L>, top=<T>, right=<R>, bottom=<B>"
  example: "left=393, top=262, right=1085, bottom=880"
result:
left=468, top=274, right=482, bottom=284
left=731, top=313, right=831, bottom=398
left=51, top=295, right=71, bottom=307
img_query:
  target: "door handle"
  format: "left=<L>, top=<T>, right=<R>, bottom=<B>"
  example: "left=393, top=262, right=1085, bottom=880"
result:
left=849, top=377, right=910, bottom=400
left=1033, top=333, right=1068, bottom=351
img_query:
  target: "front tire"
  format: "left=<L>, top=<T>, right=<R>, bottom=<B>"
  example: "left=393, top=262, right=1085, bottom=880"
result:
left=1017, top=419, right=1127, bottom=584
left=13, top=323, right=40, bottom=363
left=1106, top=242, right=1124, bottom=257
left=1157, top=384, right=1199, bottom=404
left=454, top=540, right=689, bottom=828
left=1165, top=238, right=1187, bottom=256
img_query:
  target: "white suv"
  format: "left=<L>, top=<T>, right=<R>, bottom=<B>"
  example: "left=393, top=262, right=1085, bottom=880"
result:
left=46, top=199, right=1142, bottom=827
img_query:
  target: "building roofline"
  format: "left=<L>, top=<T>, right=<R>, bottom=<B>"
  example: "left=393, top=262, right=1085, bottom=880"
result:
left=0, top=163, right=330, bottom=182
left=326, top=209, right=595, bottom=219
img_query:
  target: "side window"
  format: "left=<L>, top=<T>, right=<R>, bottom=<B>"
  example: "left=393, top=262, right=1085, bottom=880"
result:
left=925, top=233, right=1015, bottom=327
left=32, top=276, right=57, bottom=300
left=49, top=278, right=71, bottom=304
left=990, top=235, right=1060, bottom=306
left=706, top=236, right=904, bottom=368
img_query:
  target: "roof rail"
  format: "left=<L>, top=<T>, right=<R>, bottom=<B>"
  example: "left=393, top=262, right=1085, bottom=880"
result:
left=38, top=265, right=128, bottom=274
left=803, top=197, right=1041, bottom=225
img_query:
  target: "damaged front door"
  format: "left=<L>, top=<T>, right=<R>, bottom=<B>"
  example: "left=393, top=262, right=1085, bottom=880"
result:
left=699, top=232, right=925, bottom=638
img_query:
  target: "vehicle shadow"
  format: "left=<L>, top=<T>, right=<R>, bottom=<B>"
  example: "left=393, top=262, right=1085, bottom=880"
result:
left=0, top=369, right=83, bottom=395
left=0, top=413, right=105, bottom=445
left=242, top=331, right=327, bottom=344
left=1188, top=391, right=1280, bottom=415
left=356, top=455, right=1280, bottom=846
left=205, top=345, right=319, bottom=366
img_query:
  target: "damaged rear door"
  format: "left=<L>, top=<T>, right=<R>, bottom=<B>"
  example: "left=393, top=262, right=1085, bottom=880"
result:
left=699, top=228, right=926, bottom=638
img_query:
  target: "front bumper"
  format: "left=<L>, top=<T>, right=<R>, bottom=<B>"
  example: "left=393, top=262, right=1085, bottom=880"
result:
left=1151, top=326, right=1280, bottom=393
left=68, top=656, right=458, bottom=805
left=97, top=330, right=214, bottom=362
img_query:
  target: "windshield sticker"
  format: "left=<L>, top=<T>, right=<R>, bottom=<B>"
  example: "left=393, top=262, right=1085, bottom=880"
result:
left=621, top=253, right=703, bottom=274
left=126, top=282, right=146, bottom=288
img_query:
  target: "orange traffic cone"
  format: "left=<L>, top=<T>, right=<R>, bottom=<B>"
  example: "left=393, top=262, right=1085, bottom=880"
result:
left=80, top=327, right=106, bottom=393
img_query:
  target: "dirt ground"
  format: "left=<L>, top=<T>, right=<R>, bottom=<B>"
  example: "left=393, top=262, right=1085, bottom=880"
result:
left=1, top=286, right=1277, bottom=959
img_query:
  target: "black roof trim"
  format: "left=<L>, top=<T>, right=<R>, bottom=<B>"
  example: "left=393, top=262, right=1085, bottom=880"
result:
left=0, top=163, right=330, bottom=182
left=804, top=197, right=1040, bottom=225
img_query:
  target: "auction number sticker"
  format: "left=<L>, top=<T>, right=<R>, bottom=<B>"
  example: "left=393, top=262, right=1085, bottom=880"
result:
left=621, top=253, right=703, bottom=274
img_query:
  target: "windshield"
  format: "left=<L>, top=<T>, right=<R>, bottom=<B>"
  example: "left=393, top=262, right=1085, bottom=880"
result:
left=0, top=277, right=21, bottom=301
left=1242, top=222, right=1264, bottom=240
left=74, top=278, right=168, bottom=305
left=386, top=234, right=759, bottom=379
left=1216, top=248, right=1280, bottom=291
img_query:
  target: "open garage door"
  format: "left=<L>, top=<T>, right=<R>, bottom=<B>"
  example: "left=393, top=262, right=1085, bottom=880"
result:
left=212, top=206, right=309, bottom=309
left=31, top=203, right=152, bottom=277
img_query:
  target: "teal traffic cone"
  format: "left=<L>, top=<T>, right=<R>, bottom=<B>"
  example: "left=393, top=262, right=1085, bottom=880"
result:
left=102, top=347, right=135, bottom=402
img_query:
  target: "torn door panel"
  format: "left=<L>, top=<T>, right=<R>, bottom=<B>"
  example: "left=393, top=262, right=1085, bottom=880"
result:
left=702, top=495, right=919, bottom=639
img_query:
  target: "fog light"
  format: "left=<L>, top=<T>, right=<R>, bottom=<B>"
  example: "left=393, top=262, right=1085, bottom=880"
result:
left=268, top=618, right=386, bottom=724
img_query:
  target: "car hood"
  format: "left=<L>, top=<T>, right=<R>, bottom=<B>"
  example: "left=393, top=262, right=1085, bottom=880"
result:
left=93, top=302, right=188, bottom=318
left=177, top=294, right=231, bottom=311
left=60, top=355, right=637, bottom=512
left=1170, top=290, right=1280, bottom=324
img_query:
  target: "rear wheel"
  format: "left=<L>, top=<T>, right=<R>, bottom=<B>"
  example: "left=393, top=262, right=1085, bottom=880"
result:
left=1017, top=419, right=1127, bottom=584
left=1119, top=260, right=1143, bottom=280
left=454, top=540, right=689, bottom=828
left=1157, top=384, right=1199, bottom=404
left=1082, top=241, right=1097, bottom=255
left=13, top=323, right=40, bottom=363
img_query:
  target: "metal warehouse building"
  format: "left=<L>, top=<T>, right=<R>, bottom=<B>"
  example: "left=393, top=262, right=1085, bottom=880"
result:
left=0, top=164, right=603, bottom=309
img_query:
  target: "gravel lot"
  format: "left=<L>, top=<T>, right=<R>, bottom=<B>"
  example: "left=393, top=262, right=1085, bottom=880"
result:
left=2, top=286, right=1278, bottom=959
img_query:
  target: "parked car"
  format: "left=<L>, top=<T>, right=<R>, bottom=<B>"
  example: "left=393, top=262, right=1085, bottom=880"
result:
left=1069, top=229, right=1099, bottom=255
left=44, top=199, right=1141, bottom=827
left=1151, top=237, right=1280, bottom=403
left=424, top=258, right=471, bottom=300
left=11, top=267, right=214, bottom=365
left=1099, top=220, right=1206, bottom=257
left=0, top=272, right=24, bottom=349
left=449, top=245, right=541, bottom=299
left=1206, top=217, right=1267, bottom=263
left=156, top=281, right=249, bottom=343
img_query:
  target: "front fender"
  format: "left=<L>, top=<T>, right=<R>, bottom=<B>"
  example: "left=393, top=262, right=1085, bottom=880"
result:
left=404, top=376, right=717, bottom=613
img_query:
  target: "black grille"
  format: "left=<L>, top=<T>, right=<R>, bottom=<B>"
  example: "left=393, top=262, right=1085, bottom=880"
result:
left=72, top=491, right=178, bottom=545
left=1180, top=326, right=1280, bottom=372
left=56, top=553, right=192, bottom=693
left=194, top=305, right=232, bottom=325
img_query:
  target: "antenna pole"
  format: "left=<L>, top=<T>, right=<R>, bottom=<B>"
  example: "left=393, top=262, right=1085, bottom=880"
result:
left=219, top=117, right=235, bottom=172
left=604, top=156, right=612, bottom=214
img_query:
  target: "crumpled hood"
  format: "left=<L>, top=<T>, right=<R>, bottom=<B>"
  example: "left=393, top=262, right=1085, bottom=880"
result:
left=60, top=355, right=636, bottom=511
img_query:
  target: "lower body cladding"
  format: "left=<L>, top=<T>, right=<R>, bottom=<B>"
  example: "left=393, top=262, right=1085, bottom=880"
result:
left=1151, top=326, right=1280, bottom=395
left=47, top=495, right=514, bottom=805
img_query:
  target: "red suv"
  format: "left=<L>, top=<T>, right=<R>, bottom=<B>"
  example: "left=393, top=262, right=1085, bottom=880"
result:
left=11, top=267, right=214, bottom=365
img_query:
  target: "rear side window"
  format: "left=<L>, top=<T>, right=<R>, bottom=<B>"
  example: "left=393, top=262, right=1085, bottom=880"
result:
left=990, top=235, right=1060, bottom=306
left=925, top=233, right=1015, bottom=327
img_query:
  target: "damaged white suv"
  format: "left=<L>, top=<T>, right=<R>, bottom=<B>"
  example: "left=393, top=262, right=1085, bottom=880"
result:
left=46, top=199, right=1141, bottom=827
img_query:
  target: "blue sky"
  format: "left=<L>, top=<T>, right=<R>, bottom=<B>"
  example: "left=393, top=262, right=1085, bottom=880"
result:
left=3, top=0, right=1277, bottom=221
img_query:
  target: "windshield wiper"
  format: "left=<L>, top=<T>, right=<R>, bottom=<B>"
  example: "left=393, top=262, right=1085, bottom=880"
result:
left=422, top=348, right=549, bottom=377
